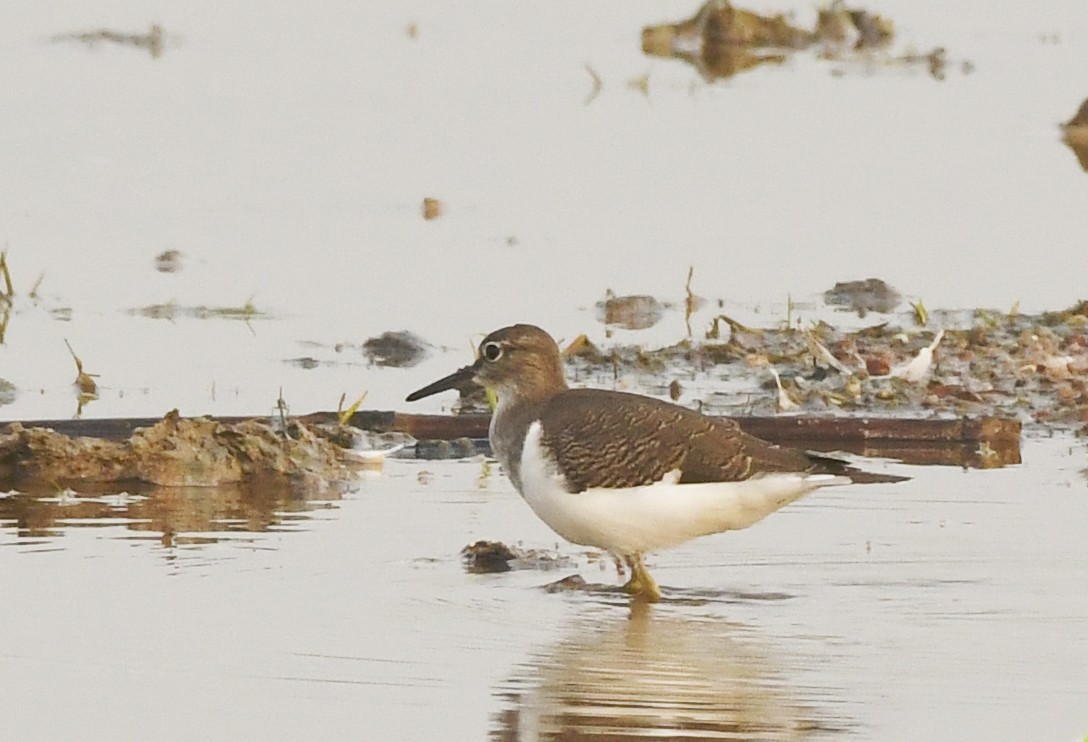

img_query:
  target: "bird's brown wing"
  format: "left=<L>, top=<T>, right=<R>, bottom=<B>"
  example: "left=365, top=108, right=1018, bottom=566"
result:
left=538, top=388, right=816, bottom=491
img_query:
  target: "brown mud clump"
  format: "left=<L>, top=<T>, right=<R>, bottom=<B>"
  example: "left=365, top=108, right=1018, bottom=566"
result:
left=0, top=410, right=356, bottom=490
left=643, top=1, right=947, bottom=81
left=642, top=1, right=809, bottom=79
left=461, top=540, right=574, bottom=573
left=1062, top=97, right=1088, bottom=171
left=422, top=197, right=443, bottom=220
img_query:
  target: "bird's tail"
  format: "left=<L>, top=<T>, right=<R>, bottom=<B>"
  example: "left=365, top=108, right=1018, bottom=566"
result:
left=806, top=452, right=909, bottom=484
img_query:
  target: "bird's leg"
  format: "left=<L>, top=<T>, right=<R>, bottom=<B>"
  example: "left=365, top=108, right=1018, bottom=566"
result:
left=621, top=554, right=661, bottom=602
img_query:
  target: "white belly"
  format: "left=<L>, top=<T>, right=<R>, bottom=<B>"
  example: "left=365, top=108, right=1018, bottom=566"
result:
left=517, top=421, right=848, bottom=556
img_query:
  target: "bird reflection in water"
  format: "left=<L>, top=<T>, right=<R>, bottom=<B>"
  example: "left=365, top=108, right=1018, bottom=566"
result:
left=491, top=603, right=849, bottom=741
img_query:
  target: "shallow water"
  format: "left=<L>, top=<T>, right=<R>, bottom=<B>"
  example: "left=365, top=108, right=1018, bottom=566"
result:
left=3, top=437, right=1087, bottom=741
left=2, top=0, right=1088, bottom=420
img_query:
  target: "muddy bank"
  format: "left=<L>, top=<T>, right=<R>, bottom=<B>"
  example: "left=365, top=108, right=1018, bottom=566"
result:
left=396, top=301, right=1087, bottom=432
left=0, top=410, right=358, bottom=491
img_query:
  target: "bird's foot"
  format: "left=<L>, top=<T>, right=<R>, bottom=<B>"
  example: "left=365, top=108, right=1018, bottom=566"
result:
left=622, top=554, right=661, bottom=602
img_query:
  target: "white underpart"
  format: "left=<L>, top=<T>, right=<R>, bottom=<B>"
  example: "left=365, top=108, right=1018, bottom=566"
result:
left=518, top=421, right=849, bottom=556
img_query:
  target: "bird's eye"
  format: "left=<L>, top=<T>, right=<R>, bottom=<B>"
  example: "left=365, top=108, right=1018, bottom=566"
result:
left=482, top=342, right=503, bottom=362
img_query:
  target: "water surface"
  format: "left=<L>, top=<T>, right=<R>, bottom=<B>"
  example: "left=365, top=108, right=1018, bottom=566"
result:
left=4, top=438, right=1087, bottom=740
left=2, top=2, right=1087, bottom=739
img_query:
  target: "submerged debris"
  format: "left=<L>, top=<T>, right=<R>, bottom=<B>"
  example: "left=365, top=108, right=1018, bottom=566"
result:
left=363, top=330, right=430, bottom=368
left=824, top=278, right=902, bottom=317
left=0, top=410, right=357, bottom=489
left=415, top=437, right=479, bottom=459
left=127, top=299, right=267, bottom=321
left=596, top=291, right=665, bottom=330
left=541, top=574, right=590, bottom=593
left=50, top=24, right=165, bottom=59
left=154, top=250, right=183, bottom=273
left=332, top=428, right=414, bottom=462
left=461, top=540, right=574, bottom=573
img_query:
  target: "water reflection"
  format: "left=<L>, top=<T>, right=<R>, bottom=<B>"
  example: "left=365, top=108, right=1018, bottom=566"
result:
left=0, top=478, right=345, bottom=547
left=492, top=604, right=847, bottom=741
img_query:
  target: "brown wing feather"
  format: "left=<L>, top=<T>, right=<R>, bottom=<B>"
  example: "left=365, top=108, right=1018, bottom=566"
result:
left=538, top=389, right=816, bottom=491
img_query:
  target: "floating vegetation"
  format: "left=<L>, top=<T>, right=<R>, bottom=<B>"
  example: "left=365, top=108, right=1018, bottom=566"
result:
left=0, top=379, right=15, bottom=406
left=626, top=72, right=651, bottom=97
left=0, top=251, right=12, bottom=299
left=642, top=1, right=957, bottom=82
left=28, top=272, right=44, bottom=302
left=684, top=266, right=706, bottom=335
left=0, top=251, right=11, bottom=344
left=337, top=392, right=367, bottom=426
left=584, top=64, right=603, bottom=104
left=127, top=299, right=268, bottom=321
left=50, top=23, right=166, bottom=59
left=911, top=298, right=929, bottom=327
left=63, top=339, right=99, bottom=398
left=824, top=278, right=902, bottom=317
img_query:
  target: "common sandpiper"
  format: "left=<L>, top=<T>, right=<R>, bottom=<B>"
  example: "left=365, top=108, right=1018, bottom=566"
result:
left=407, top=324, right=902, bottom=601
